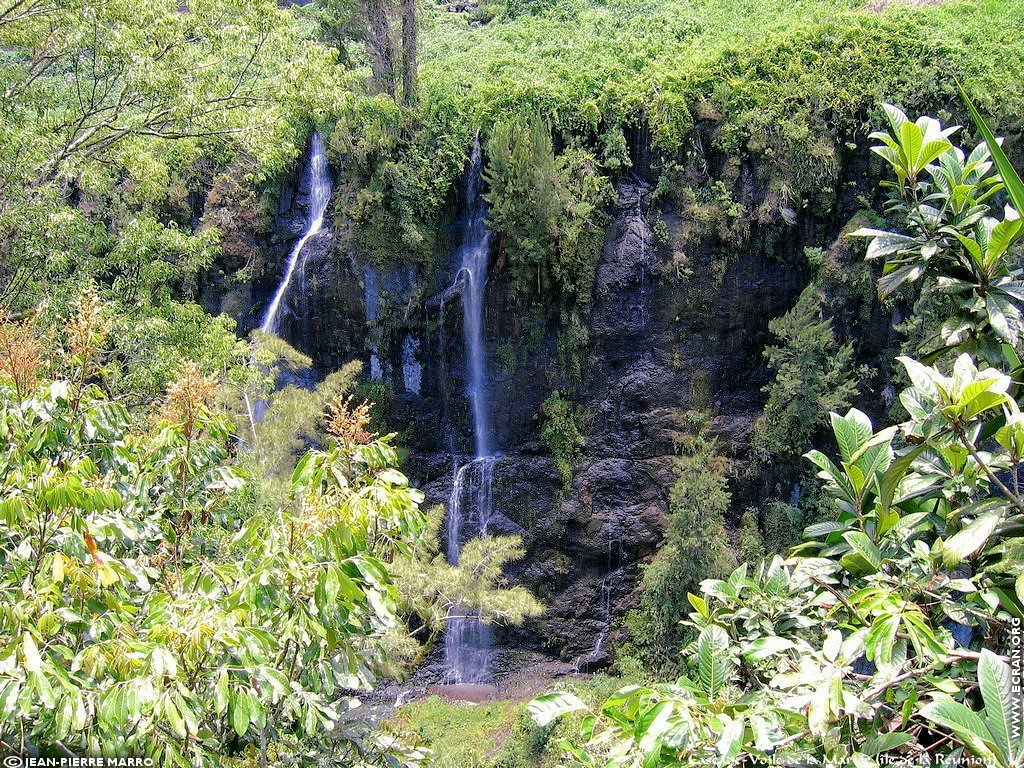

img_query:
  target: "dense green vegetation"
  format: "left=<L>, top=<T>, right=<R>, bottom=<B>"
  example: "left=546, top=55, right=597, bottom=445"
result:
left=540, top=390, right=587, bottom=488
left=0, top=296, right=425, bottom=763
left=381, top=675, right=629, bottom=768
left=0, top=297, right=542, bottom=764
left=0, top=0, right=349, bottom=315
left=752, top=284, right=866, bottom=461
left=333, top=0, right=1024, bottom=400
left=2, top=0, right=1024, bottom=765
left=371, top=0, right=1024, bottom=277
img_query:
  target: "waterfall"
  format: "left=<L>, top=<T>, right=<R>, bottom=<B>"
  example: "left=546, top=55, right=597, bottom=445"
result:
left=402, top=336, right=422, bottom=394
left=574, top=511, right=623, bottom=672
left=443, top=136, right=497, bottom=684
left=456, top=137, right=492, bottom=459
left=261, top=132, right=332, bottom=336
left=444, top=456, right=497, bottom=683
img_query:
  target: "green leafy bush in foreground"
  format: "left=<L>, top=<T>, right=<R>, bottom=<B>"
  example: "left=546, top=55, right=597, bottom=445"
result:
left=529, top=103, right=1024, bottom=767
left=0, top=301, right=428, bottom=766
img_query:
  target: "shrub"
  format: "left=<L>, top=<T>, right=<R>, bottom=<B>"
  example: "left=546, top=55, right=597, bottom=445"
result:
left=752, top=285, right=865, bottom=460
left=484, top=116, right=612, bottom=317
left=738, top=509, right=765, bottom=563
left=540, top=390, right=586, bottom=489
left=623, top=437, right=737, bottom=675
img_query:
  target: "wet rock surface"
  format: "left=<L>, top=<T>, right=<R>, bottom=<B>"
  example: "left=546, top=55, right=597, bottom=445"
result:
left=390, top=178, right=803, bottom=661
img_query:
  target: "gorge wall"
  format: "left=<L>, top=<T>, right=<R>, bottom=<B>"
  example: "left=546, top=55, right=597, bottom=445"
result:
left=201, top=123, right=900, bottom=666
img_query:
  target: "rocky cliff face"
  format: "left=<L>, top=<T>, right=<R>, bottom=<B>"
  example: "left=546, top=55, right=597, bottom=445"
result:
left=228, top=130, right=891, bottom=666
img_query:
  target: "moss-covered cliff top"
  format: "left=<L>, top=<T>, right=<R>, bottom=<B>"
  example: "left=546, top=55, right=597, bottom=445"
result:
left=340, top=0, right=1024, bottom=272
left=417, top=0, right=1024, bottom=146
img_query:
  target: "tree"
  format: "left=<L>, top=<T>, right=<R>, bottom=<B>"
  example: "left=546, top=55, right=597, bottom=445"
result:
left=540, top=390, right=585, bottom=489
left=306, top=0, right=416, bottom=103
left=389, top=507, right=544, bottom=666
left=362, top=0, right=399, bottom=97
left=0, top=0, right=349, bottom=309
left=752, top=284, right=864, bottom=460
left=484, top=116, right=610, bottom=312
left=738, top=508, right=765, bottom=563
left=623, top=437, right=737, bottom=675
left=0, top=297, right=427, bottom=766
left=400, top=0, right=418, bottom=106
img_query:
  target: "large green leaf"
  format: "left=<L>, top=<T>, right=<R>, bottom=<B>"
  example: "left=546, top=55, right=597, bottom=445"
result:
left=978, top=650, right=1017, bottom=759
left=877, top=263, right=924, bottom=297
left=231, top=692, right=250, bottom=737
left=21, top=633, right=42, bottom=675
left=861, top=732, right=915, bottom=756
left=986, top=293, right=1022, bottom=346
left=882, top=103, right=910, bottom=133
left=922, top=695, right=1003, bottom=766
left=743, top=636, right=796, bottom=662
left=214, top=671, right=229, bottom=715
left=878, top=443, right=928, bottom=512
left=528, top=692, right=588, bottom=727
left=961, top=86, right=1024, bottom=216
left=164, top=695, right=188, bottom=740
left=0, top=681, right=21, bottom=717
left=803, top=521, right=848, bottom=538
left=989, top=214, right=1023, bottom=259
left=636, top=700, right=675, bottom=752
left=850, top=228, right=919, bottom=260
left=696, top=625, right=733, bottom=700
left=900, top=121, right=923, bottom=172
left=832, top=409, right=873, bottom=462
left=843, top=531, right=881, bottom=573
left=865, top=613, right=900, bottom=666
left=716, top=716, right=745, bottom=766
left=943, top=510, right=1001, bottom=568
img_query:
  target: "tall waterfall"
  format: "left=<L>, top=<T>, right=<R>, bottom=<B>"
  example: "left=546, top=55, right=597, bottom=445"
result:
left=456, top=137, right=492, bottom=459
left=443, top=137, right=497, bottom=684
left=261, top=132, right=332, bottom=335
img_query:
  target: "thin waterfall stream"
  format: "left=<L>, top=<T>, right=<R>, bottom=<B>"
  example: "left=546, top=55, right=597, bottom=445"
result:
left=442, top=137, right=498, bottom=684
left=261, top=131, right=332, bottom=335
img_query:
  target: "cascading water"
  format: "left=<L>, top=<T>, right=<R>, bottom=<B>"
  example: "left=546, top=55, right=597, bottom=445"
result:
left=455, top=137, right=492, bottom=460
left=261, top=132, right=332, bottom=336
left=444, top=455, right=497, bottom=682
left=402, top=336, right=422, bottom=395
left=443, top=136, right=497, bottom=684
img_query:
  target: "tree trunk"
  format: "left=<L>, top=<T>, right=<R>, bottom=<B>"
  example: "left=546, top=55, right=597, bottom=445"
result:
left=401, top=0, right=417, bottom=106
left=363, top=0, right=396, bottom=97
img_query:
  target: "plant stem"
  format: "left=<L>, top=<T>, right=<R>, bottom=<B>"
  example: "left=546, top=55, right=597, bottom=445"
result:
left=954, top=425, right=1024, bottom=515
